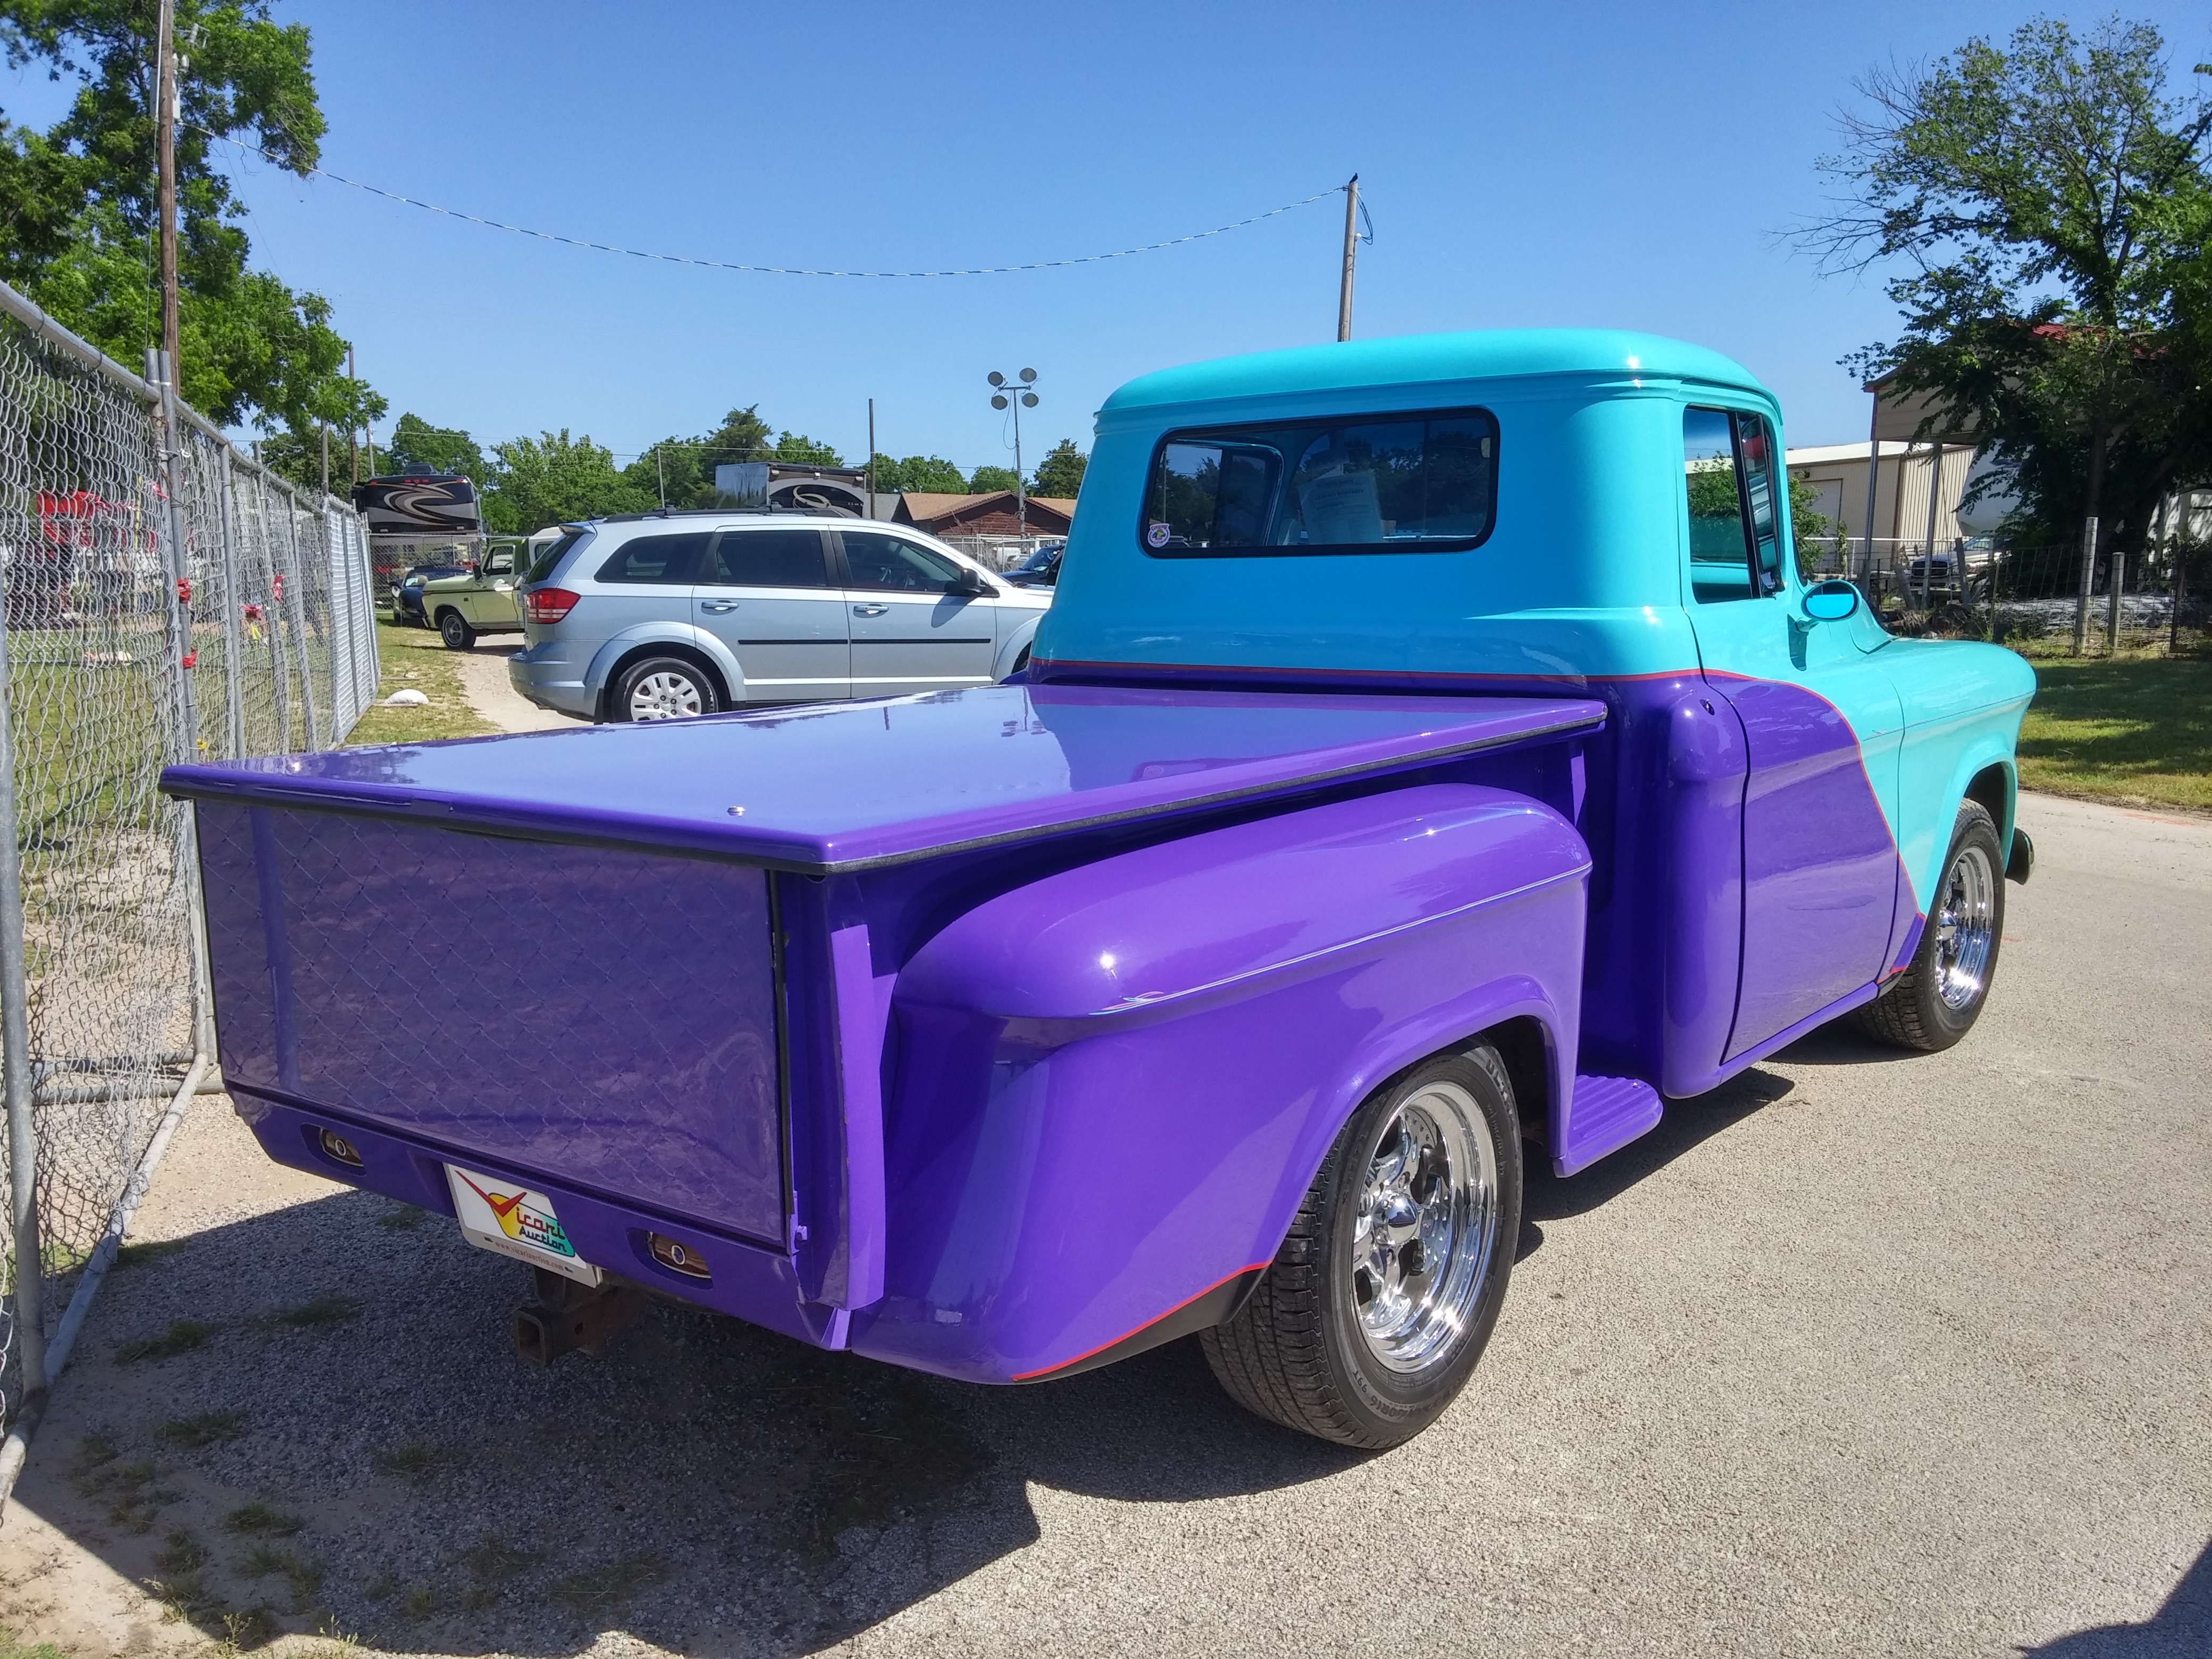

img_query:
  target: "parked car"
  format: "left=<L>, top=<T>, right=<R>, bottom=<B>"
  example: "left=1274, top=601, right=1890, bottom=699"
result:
left=504, top=512, right=1052, bottom=720
left=419, top=544, right=530, bottom=649
left=391, top=563, right=470, bottom=627
left=166, top=329, right=2035, bottom=1449
left=1004, top=541, right=1064, bottom=587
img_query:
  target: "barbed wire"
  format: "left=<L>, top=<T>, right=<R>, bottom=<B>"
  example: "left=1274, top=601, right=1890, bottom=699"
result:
left=200, top=129, right=1345, bottom=278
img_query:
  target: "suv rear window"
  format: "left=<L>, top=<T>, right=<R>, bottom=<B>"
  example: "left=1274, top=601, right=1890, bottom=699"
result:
left=1140, top=407, right=1498, bottom=557
left=525, top=527, right=591, bottom=584
left=595, top=531, right=711, bottom=585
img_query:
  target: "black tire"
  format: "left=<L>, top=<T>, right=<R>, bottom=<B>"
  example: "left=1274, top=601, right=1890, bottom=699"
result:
left=610, top=655, right=719, bottom=723
left=1201, top=1042, right=1522, bottom=1448
left=1850, top=799, right=2006, bottom=1053
left=437, top=608, right=475, bottom=650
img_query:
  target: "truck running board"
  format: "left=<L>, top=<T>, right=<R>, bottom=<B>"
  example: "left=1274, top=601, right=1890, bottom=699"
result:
left=1555, top=1075, right=1663, bottom=1177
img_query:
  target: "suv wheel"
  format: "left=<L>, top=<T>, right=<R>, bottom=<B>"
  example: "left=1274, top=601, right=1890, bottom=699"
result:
left=613, top=656, right=718, bottom=722
left=437, top=609, right=476, bottom=650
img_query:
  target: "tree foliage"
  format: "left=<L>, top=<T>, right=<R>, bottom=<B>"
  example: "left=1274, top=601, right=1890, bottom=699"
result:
left=385, top=412, right=487, bottom=480
left=1032, top=438, right=1086, bottom=498
left=0, top=0, right=380, bottom=434
left=485, top=430, right=649, bottom=534
left=872, top=453, right=968, bottom=493
left=1804, top=16, right=2212, bottom=554
left=967, top=464, right=1020, bottom=493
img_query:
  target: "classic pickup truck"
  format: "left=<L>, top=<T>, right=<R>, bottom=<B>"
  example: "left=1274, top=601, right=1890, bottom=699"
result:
left=418, top=541, right=525, bottom=650
left=162, top=330, right=2035, bottom=1448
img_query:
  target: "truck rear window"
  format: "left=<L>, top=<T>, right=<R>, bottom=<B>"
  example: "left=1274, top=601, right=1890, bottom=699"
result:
left=1140, top=407, right=1497, bottom=557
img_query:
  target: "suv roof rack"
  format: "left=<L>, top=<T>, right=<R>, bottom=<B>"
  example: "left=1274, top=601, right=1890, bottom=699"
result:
left=596, top=505, right=861, bottom=524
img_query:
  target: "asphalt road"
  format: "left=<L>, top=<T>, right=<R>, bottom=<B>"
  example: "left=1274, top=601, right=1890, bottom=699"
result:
left=0, top=789, right=2205, bottom=1658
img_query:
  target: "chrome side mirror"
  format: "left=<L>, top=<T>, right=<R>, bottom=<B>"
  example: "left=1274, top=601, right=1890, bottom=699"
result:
left=1803, top=580, right=1861, bottom=622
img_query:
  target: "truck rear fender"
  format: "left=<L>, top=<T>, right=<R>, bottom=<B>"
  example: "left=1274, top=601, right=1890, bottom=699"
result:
left=861, top=782, right=1590, bottom=1382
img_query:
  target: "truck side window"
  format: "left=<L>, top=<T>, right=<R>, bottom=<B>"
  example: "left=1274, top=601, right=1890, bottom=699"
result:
left=707, top=529, right=829, bottom=588
left=1141, top=407, right=1497, bottom=557
left=594, top=531, right=710, bottom=585
left=1683, top=407, right=1782, bottom=603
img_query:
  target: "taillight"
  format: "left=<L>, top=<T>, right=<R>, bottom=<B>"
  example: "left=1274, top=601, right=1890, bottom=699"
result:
left=523, top=587, right=580, bottom=623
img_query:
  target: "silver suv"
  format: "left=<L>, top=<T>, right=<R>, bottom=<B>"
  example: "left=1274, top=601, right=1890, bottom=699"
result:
left=508, top=513, right=1053, bottom=722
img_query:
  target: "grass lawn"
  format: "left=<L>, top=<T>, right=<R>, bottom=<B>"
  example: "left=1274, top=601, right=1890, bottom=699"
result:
left=345, top=617, right=496, bottom=746
left=2016, top=653, right=2212, bottom=814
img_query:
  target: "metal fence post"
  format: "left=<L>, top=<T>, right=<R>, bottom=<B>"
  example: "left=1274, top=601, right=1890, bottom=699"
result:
left=2106, top=543, right=2125, bottom=653
left=252, top=468, right=296, bottom=748
left=2073, top=517, right=2099, bottom=656
left=216, top=458, right=247, bottom=759
left=274, top=485, right=321, bottom=750
left=0, top=610, right=47, bottom=1420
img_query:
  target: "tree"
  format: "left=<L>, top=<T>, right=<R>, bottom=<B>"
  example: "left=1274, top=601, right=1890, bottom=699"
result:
left=1032, top=438, right=1087, bottom=498
left=384, top=413, right=487, bottom=480
left=872, top=454, right=968, bottom=493
left=0, top=1, right=380, bottom=434
left=968, top=464, right=1020, bottom=493
left=770, top=431, right=842, bottom=465
left=484, top=430, right=650, bottom=533
left=616, top=405, right=782, bottom=507
left=1803, top=16, right=2212, bottom=556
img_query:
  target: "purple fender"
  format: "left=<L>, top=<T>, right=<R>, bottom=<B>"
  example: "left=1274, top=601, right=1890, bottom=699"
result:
left=848, top=783, right=1591, bottom=1384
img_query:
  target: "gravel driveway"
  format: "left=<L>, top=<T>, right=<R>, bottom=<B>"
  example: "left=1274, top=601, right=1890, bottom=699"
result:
left=0, top=789, right=2205, bottom=1659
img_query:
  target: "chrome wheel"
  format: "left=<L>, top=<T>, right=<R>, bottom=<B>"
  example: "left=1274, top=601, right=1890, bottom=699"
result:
left=1349, top=1079, right=1499, bottom=1373
left=628, top=670, right=703, bottom=720
left=1934, top=842, right=1997, bottom=1011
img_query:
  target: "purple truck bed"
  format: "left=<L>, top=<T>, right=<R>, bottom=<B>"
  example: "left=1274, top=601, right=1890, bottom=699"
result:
left=164, top=684, right=1610, bottom=1381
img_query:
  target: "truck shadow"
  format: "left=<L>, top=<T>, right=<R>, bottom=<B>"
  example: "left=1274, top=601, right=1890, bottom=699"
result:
left=2018, top=1539, right=2210, bottom=1655
left=12, top=1184, right=1363, bottom=1659
left=1526, top=1064, right=1797, bottom=1222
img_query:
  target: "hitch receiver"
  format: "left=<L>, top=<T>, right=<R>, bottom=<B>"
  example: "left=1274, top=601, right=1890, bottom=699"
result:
left=514, top=1269, right=644, bottom=1366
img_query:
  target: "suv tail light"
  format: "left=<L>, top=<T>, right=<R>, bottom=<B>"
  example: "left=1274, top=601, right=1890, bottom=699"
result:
left=523, top=587, right=580, bottom=624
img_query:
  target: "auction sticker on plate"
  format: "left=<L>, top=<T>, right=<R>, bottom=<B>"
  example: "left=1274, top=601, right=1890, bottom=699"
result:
left=445, top=1164, right=602, bottom=1285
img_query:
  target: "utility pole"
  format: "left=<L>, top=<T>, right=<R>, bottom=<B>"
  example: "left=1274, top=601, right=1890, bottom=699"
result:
left=866, top=398, right=876, bottom=520
left=155, top=0, right=181, bottom=375
left=348, top=346, right=359, bottom=485
left=988, top=370, right=1039, bottom=549
left=320, top=422, right=329, bottom=497
left=653, top=442, right=667, bottom=512
left=1337, top=174, right=1360, bottom=343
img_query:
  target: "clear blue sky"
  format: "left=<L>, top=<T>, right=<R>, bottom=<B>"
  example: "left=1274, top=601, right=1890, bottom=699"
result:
left=18, top=2, right=2212, bottom=471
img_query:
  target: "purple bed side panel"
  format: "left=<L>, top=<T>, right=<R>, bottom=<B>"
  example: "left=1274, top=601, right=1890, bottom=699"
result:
left=195, top=800, right=787, bottom=1245
left=847, top=785, right=1589, bottom=1384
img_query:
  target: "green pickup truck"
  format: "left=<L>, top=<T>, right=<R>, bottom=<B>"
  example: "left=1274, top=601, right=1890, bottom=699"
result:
left=421, top=543, right=525, bottom=650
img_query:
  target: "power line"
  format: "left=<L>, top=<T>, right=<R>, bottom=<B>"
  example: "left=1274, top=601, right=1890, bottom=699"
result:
left=199, top=129, right=1345, bottom=279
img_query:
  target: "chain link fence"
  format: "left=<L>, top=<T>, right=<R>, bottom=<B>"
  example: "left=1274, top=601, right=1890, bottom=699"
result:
left=0, top=278, right=378, bottom=1464
left=1813, top=534, right=2209, bottom=657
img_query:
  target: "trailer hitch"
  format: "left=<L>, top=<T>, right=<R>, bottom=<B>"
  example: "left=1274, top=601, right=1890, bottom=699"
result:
left=513, top=1269, right=644, bottom=1367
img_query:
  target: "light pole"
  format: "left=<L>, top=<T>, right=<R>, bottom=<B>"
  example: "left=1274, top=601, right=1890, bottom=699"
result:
left=988, top=368, right=1039, bottom=550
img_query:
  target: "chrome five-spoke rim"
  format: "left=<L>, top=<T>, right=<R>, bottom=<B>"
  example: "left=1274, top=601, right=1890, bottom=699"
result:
left=1934, top=842, right=1996, bottom=1011
left=630, top=671, right=702, bottom=720
left=1350, top=1080, right=1499, bottom=1373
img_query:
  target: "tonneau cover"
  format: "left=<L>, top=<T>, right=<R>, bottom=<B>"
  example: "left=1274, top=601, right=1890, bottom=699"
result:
left=161, top=684, right=1606, bottom=873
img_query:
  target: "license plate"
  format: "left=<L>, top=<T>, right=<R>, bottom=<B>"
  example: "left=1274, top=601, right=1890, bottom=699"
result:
left=445, top=1164, right=602, bottom=1286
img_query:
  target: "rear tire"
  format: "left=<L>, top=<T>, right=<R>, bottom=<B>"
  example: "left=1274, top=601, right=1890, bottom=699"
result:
left=612, top=656, right=719, bottom=722
left=1201, top=1042, right=1522, bottom=1448
left=1849, top=799, right=2005, bottom=1052
left=437, top=609, right=475, bottom=650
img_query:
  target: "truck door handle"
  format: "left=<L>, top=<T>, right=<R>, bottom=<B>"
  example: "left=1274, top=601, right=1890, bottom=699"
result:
left=699, top=601, right=739, bottom=614
left=852, top=604, right=889, bottom=617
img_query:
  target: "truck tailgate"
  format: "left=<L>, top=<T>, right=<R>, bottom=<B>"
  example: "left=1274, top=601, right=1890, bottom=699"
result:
left=194, top=801, right=785, bottom=1245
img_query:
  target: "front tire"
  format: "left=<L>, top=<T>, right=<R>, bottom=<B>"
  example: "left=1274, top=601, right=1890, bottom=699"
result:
left=437, top=609, right=475, bottom=650
left=1850, top=799, right=2005, bottom=1052
left=1201, top=1043, right=1522, bottom=1448
left=611, top=656, right=719, bottom=722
